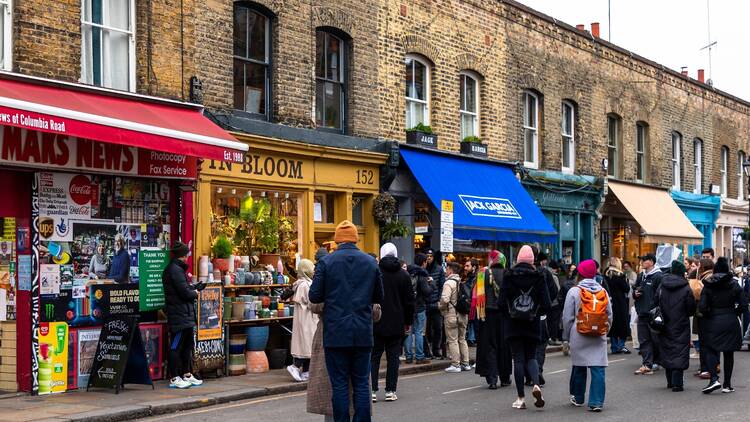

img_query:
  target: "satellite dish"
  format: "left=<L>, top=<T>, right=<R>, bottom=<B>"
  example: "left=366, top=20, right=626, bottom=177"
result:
left=706, top=78, right=714, bottom=86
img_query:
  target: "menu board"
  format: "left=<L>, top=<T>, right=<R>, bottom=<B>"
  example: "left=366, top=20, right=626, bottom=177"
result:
left=87, top=316, right=152, bottom=393
left=138, top=248, right=167, bottom=311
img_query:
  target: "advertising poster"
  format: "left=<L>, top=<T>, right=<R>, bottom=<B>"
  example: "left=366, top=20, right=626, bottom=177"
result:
left=40, top=264, right=61, bottom=295
left=38, top=322, right=69, bottom=394
left=38, top=172, right=94, bottom=241
left=77, top=328, right=101, bottom=389
left=197, top=285, right=222, bottom=341
left=138, top=248, right=167, bottom=311
left=139, top=324, right=164, bottom=380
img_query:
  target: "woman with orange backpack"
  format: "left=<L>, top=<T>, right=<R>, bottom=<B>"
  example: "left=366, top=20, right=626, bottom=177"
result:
left=562, top=259, right=613, bottom=412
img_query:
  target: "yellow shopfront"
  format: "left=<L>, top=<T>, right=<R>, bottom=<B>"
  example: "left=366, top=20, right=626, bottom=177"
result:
left=195, top=134, right=386, bottom=264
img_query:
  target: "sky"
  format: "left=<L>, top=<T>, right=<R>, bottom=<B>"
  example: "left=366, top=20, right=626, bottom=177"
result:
left=516, top=0, right=750, bottom=101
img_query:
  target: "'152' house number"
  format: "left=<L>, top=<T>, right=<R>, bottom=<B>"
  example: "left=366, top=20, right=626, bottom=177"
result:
left=356, top=169, right=374, bottom=185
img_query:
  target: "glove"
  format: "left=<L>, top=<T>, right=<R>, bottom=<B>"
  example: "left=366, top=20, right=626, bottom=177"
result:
left=195, top=281, right=207, bottom=291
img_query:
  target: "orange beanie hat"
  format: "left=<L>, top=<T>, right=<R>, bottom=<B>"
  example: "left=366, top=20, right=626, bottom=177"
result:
left=334, top=220, right=359, bottom=243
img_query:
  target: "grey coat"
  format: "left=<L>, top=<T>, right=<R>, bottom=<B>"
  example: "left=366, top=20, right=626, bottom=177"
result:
left=562, top=279, right=613, bottom=367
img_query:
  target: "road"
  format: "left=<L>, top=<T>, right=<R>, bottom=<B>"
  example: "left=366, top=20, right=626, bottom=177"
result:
left=138, top=350, right=750, bottom=422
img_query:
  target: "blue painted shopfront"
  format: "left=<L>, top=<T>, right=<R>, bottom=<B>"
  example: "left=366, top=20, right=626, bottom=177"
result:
left=671, top=190, right=721, bottom=257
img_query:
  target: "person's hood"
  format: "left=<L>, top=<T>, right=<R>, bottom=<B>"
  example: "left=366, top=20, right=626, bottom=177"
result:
left=172, top=258, right=188, bottom=270
left=379, top=255, right=402, bottom=273
left=508, top=262, right=538, bottom=289
left=407, top=264, right=428, bottom=277
left=661, top=273, right=689, bottom=290
left=706, top=272, right=733, bottom=287
left=446, top=274, right=461, bottom=283
left=577, top=278, right=604, bottom=293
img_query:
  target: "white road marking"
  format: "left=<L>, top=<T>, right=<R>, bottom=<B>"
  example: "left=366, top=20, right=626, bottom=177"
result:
left=442, top=385, right=483, bottom=395
left=546, top=369, right=567, bottom=375
left=610, top=358, right=627, bottom=363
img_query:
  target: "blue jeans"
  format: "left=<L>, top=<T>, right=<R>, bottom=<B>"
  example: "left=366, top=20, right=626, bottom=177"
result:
left=611, top=337, right=626, bottom=353
left=466, top=320, right=476, bottom=343
left=404, top=311, right=426, bottom=360
left=570, top=366, right=606, bottom=408
left=324, top=347, right=372, bottom=422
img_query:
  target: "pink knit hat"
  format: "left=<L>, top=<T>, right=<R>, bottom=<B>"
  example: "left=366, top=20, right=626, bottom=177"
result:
left=578, top=259, right=597, bottom=278
left=516, top=245, right=535, bottom=265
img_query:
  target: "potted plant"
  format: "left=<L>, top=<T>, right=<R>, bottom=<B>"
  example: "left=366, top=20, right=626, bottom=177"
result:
left=256, top=207, right=281, bottom=266
left=380, top=219, right=412, bottom=242
left=211, top=234, right=233, bottom=272
left=406, top=123, right=438, bottom=148
left=460, top=136, right=488, bottom=157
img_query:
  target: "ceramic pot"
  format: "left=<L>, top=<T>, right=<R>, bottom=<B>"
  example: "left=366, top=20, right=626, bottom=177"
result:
left=228, top=255, right=236, bottom=273
left=259, top=253, right=280, bottom=267
left=245, top=351, right=269, bottom=373
left=199, top=256, right=209, bottom=278
left=229, top=353, right=247, bottom=376
left=245, top=326, right=269, bottom=351
left=232, top=302, right=246, bottom=320
left=212, top=258, right=229, bottom=273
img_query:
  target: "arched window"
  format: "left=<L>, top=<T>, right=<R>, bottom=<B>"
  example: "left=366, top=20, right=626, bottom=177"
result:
left=672, top=131, right=682, bottom=191
left=405, top=54, right=430, bottom=129
left=233, top=3, right=271, bottom=116
left=523, top=90, right=541, bottom=168
left=459, top=71, right=479, bottom=139
left=694, top=138, right=703, bottom=194
left=739, top=150, right=746, bottom=200
left=315, top=29, right=347, bottom=131
left=720, top=146, right=729, bottom=197
left=607, top=114, right=621, bottom=178
left=561, top=100, right=576, bottom=173
left=636, top=121, right=649, bottom=182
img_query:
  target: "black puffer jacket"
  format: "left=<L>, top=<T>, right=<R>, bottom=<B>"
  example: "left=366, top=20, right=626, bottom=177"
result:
left=162, top=259, right=198, bottom=331
left=499, top=263, right=550, bottom=341
left=374, top=256, right=415, bottom=337
left=699, top=272, right=747, bottom=352
left=484, top=264, right=505, bottom=310
left=408, top=265, right=433, bottom=314
left=656, top=274, right=696, bottom=370
left=426, top=263, right=445, bottom=310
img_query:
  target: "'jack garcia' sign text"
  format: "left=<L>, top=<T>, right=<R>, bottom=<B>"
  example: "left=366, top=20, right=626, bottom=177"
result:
left=459, top=195, right=522, bottom=219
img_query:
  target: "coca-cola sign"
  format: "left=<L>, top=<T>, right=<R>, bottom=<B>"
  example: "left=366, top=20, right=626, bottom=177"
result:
left=69, top=174, right=92, bottom=205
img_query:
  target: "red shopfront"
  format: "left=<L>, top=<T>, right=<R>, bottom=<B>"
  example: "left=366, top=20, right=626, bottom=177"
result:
left=0, top=73, right=247, bottom=394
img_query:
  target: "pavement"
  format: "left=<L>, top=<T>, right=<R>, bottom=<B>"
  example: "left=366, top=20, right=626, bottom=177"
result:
left=0, top=346, right=496, bottom=422
left=135, top=347, right=750, bottom=422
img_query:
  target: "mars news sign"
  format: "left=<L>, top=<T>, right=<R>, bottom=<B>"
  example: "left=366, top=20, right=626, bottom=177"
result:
left=0, top=126, right=197, bottom=178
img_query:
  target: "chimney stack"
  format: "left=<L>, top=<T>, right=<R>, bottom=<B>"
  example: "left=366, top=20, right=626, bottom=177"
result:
left=576, top=24, right=585, bottom=31
left=697, top=69, right=705, bottom=83
left=591, top=22, right=600, bottom=38
left=681, top=66, right=688, bottom=77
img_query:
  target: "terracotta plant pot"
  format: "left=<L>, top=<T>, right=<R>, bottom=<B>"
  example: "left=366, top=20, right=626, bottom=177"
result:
left=212, top=258, right=229, bottom=273
left=259, top=253, right=280, bottom=267
left=246, top=351, right=269, bottom=373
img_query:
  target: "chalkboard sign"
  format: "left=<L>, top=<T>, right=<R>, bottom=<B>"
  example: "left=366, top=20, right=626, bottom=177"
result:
left=87, top=315, right=153, bottom=393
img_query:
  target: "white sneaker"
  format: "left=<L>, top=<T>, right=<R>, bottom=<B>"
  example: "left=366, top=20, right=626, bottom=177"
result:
left=169, top=376, right=191, bottom=389
left=385, top=391, right=398, bottom=401
left=300, top=372, right=309, bottom=382
left=372, top=392, right=378, bottom=403
left=287, top=365, right=302, bottom=382
left=512, top=398, right=526, bottom=409
left=182, top=373, right=203, bottom=386
left=445, top=365, right=462, bottom=373
left=460, top=364, right=472, bottom=371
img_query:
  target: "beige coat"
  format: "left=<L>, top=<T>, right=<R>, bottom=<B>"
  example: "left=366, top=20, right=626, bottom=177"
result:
left=291, top=276, right=318, bottom=359
left=306, top=303, right=380, bottom=416
left=439, top=274, right=462, bottom=318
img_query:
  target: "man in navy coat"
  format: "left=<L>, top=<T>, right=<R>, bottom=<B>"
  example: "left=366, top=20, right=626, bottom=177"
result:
left=310, top=220, right=384, bottom=422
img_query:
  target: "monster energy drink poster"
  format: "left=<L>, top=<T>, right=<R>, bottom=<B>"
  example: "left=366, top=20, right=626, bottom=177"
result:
left=40, top=290, right=72, bottom=322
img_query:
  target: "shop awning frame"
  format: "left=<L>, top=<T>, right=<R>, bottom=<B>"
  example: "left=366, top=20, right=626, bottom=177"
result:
left=607, top=180, right=704, bottom=245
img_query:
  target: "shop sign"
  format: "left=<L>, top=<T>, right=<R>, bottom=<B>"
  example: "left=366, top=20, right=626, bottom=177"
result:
left=208, top=154, right=306, bottom=180
left=440, top=200, right=454, bottom=253
left=458, top=194, right=521, bottom=219
left=197, top=285, right=222, bottom=341
left=92, top=284, right=140, bottom=316
left=138, top=248, right=168, bottom=312
left=0, top=127, right=196, bottom=178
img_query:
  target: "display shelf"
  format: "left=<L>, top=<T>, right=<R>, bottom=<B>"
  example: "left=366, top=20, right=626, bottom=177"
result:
left=225, top=317, right=293, bottom=324
left=223, top=284, right=289, bottom=290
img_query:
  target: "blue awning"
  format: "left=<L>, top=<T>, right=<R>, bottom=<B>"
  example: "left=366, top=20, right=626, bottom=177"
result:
left=400, top=148, right=557, bottom=243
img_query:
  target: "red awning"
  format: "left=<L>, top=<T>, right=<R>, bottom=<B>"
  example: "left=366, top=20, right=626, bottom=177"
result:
left=0, top=74, right=247, bottom=163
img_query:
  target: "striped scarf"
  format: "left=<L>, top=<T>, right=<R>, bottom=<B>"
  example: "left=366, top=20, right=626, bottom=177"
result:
left=471, top=268, right=486, bottom=321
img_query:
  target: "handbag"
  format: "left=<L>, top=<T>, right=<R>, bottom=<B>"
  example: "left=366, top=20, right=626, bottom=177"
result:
left=648, top=305, right=666, bottom=332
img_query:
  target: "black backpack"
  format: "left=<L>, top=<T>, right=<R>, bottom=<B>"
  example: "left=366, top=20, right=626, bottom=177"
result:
left=455, top=282, right=471, bottom=315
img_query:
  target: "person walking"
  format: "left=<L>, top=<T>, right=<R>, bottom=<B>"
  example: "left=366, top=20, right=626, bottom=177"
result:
left=562, top=259, right=612, bottom=412
left=534, top=251, right=558, bottom=386
left=287, top=259, right=319, bottom=382
left=309, top=221, right=384, bottom=422
left=440, top=262, right=470, bottom=372
left=424, top=249, right=445, bottom=359
left=656, top=260, right=696, bottom=392
left=404, top=253, right=433, bottom=364
left=633, top=253, right=663, bottom=375
left=371, top=243, right=414, bottom=403
left=692, top=259, right=714, bottom=378
left=698, top=257, right=747, bottom=394
left=500, top=245, right=550, bottom=410
left=474, top=250, right=512, bottom=389
left=162, top=242, right=205, bottom=389
left=464, top=259, right=479, bottom=346
left=604, top=257, right=631, bottom=354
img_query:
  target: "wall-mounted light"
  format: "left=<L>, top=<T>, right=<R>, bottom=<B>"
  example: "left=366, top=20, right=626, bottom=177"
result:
left=231, top=189, right=237, bottom=195
left=216, top=187, right=223, bottom=194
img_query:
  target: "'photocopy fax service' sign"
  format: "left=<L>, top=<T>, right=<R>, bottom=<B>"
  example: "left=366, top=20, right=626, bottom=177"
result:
left=458, top=195, right=522, bottom=219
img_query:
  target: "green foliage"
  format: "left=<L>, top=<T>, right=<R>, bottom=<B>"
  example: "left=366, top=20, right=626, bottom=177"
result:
left=462, top=136, right=483, bottom=143
left=406, top=123, right=433, bottom=134
left=372, top=193, right=397, bottom=224
left=380, top=219, right=412, bottom=241
left=256, top=207, right=280, bottom=254
left=212, top=234, right=233, bottom=259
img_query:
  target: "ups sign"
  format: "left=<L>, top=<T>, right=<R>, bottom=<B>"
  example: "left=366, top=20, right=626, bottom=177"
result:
left=39, top=217, right=54, bottom=239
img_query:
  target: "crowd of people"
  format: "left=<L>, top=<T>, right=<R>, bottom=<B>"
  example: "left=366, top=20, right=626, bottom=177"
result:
left=277, top=219, right=750, bottom=421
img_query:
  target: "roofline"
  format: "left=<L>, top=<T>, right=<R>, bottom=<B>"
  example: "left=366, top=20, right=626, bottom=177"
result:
left=399, top=143, right=519, bottom=168
left=503, top=0, right=750, bottom=108
left=0, top=71, right=205, bottom=111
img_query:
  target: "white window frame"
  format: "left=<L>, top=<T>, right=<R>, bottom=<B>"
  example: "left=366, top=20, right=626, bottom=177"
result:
left=720, top=146, right=728, bottom=197
left=523, top=90, right=539, bottom=169
left=739, top=151, right=746, bottom=200
left=80, top=0, right=136, bottom=92
left=694, top=139, right=703, bottom=194
left=405, top=54, right=430, bottom=129
left=636, top=123, right=647, bottom=183
left=607, top=115, right=620, bottom=178
left=459, top=71, right=479, bottom=140
left=233, top=5, right=271, bottom=116
left=561, top=101, right=575, bottom=174
left=672, top=132, right=681, bottom=191
left=0, top=0, right=11, bottom=71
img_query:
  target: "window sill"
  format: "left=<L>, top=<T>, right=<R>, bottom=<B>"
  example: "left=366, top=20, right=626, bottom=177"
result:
left=232, top=109, right=270, bottom=122
left=524, top=161, right=539, bottom=169
left=561, top=167, right=574, bottom=175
